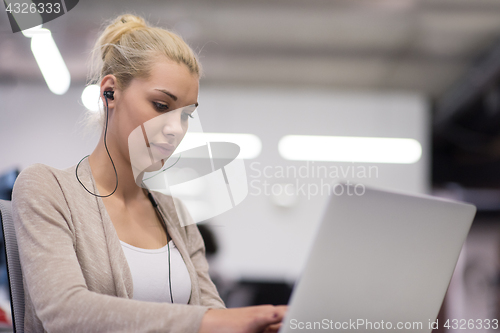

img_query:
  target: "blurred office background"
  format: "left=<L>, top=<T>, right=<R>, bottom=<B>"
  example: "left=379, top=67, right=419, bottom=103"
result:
left=1, top=0, right=500, bottom=331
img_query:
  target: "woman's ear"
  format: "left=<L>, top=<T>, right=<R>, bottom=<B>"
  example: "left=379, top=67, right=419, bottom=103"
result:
left=100, top=75, right=117, bottom=106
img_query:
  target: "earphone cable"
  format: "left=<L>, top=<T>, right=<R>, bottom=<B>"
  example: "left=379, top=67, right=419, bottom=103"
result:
left=143, top=184, right=175, bottom=304
left=76, top=94, right=119, bottom=197
left=78, top=92, right=175, bottom=302
left=167, top=240, right=174, bottom=303
left=142, top=152, right=182, bottom=181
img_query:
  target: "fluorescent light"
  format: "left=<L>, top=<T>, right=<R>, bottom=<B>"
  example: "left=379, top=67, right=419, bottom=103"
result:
left=30, top=28, right=70, bottom=95
left=81, top=85, right=101, bottom=112
left=21, top=24, right=43, bottom=38
left=178, top=133, right=262, bottom=159
left=279, top=135, right=422, bottom=164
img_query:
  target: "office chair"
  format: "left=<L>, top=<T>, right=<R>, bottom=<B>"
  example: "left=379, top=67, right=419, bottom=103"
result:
left=0, top=200, right=24, bottom=332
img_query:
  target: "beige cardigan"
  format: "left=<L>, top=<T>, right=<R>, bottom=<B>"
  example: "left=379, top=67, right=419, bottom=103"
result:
left=11, top=159, right=225, bottom=332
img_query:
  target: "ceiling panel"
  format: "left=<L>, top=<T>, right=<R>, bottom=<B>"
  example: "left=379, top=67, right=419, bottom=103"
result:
left=1, top=0, right=500, bottom=97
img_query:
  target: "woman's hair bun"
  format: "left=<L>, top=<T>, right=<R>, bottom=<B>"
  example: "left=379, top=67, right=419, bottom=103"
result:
left=98, top=14, right=148, bottom=58
left=115, top=14, right=146, bottom=29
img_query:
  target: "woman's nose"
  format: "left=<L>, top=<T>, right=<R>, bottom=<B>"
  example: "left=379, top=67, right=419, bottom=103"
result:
left=161, top=109, right=186, bottom=140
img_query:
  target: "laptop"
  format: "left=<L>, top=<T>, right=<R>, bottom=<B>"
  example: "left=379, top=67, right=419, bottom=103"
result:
left=279, top=184, right=476, bottom=333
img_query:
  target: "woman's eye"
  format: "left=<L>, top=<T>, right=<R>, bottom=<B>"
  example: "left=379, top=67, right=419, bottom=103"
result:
left=153, top=102, right=169, bottom=111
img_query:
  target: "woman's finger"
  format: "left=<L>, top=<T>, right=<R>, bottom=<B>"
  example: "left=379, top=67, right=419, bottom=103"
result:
left=262, top=322, right=282, bottom=333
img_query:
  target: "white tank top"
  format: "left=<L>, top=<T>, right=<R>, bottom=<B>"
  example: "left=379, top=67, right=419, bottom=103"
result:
left=120, top=240, right=192, bottom=304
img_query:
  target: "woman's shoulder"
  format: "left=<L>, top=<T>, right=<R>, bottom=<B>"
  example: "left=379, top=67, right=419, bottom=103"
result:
left=151, top=192, right=199, bottom=238
left=152, top=192, right=204, bottom=252
left=17, top=162, right=74, bottom=178
left=13, top=163, right=77, bottom=199
left=152, top=192, right=194, bottom=225
left=11, top=164, right=79, bottom=231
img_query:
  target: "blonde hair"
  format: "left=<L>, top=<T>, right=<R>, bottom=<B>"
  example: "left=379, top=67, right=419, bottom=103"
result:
left=84, top=14, right=201, bottom=130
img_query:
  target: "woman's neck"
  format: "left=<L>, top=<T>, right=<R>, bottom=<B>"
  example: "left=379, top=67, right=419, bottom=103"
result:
left=88, top=135, right=145, bottom=204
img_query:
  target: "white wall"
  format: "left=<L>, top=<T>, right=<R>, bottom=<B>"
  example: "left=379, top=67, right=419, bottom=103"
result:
left=197, top=86, right=429, bottom=282
left=0, top=84, right=100, bottom=171
left=0, top=83, right=429, bottom=282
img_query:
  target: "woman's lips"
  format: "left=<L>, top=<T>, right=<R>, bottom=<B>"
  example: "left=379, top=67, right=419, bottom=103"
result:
left=151, top=143, right=175, bottom=157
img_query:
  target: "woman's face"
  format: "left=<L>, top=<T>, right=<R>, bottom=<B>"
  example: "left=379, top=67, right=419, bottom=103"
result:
left=106, top=58, right=199, bottom=178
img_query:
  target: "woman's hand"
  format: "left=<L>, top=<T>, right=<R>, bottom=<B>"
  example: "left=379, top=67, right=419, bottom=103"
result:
left=198, top=305, right=288, bottom=333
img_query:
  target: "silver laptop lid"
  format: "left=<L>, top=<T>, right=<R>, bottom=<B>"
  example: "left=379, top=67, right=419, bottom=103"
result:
left=280, top=184, right=476, bottom=333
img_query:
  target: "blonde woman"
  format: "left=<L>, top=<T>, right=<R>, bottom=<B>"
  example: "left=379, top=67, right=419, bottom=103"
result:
left=12, top=14, right=286, bottom=333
